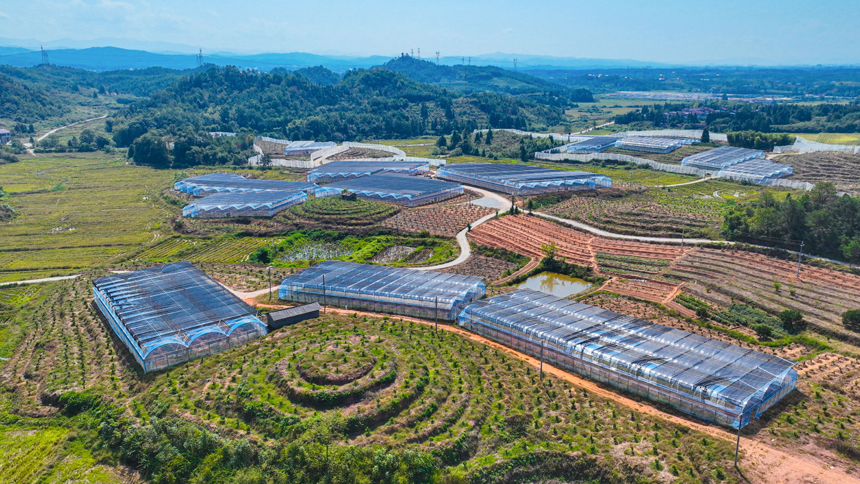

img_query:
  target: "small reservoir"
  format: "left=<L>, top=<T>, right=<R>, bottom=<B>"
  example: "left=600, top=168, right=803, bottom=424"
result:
left=516, top=272, right=592, bottom=298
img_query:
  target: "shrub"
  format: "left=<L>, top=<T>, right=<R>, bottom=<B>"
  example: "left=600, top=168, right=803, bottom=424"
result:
left=843, top=310, right=860, bottom=333
left=751, top=323, right=773, bottom=339
left=779, top=309, right=806, bottom=333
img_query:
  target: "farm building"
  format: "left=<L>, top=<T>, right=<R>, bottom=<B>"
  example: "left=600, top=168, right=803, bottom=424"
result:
left=325, top=174, right=463, bottom=207
left=458, top=290, right=797, bottom=429
left=174, top=173, right=317, bottom=196
left=436, top=163, right=612, bottom=196
left=307, top=160, right=430, bottom=183
left=614, top=136, right=696, bottom=154
left=182, top=190, right=309, bottom=218
left=93, top=261, right=266, bottom=373
left=278, top=260, right=486, bottom=320
left=0, top=129, right=11, bottom=144
left=564, top=136, right=620, bottom=153
left=266, top=302, right=321, bottom=329
left=680, top=146, right=766, bottom=170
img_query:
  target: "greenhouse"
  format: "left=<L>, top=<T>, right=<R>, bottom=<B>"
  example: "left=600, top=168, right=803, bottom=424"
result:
left=278, top=260, right=486, bottom=320
left=174, top=173, right=317, bottom=196
left=564, top=136, right=620, bottom=153
left=307, top=160, right=430, bottom=183
left=182, top=190, right=309, bottom=218
left=614, top=136, right=696, bottom=154
left=717, top=159, right=793, bottom=183
left=326, top=174, right=463, bottom=207
left=436, top=163, right=612, bottom=195
left=680, top=146, right=765, bottom=170
left=283, top=140, right=337, bottom=156
left=93, top=261, right=266, bottom=373
left=458, top=290, right=797, bottom=429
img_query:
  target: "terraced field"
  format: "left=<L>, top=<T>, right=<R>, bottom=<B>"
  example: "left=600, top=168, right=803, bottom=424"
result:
left=382, top=204, right=494, bottom=237
left=0, top=277, right=742, bottom=483
left=776, top=152, right=860, bottom=193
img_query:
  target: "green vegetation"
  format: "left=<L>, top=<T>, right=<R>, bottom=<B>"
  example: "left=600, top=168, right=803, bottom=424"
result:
left=727, top=131, right=796, bottom=151
left=844, top=310, right=860, bottom=333
left=289, top=65, right=342, bottom=86
left=0, top=278, right=741, bottom=483
left=723, top=182, right=860, bottom=262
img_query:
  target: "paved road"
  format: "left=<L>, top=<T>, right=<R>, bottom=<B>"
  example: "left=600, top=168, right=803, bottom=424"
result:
left=418, top=188, right=510, bottom=271
left=0, top=275, right=81, bottom=287
left=37, top=115, right=109, bottom=142
left=656, top=177, right=713, bottom=188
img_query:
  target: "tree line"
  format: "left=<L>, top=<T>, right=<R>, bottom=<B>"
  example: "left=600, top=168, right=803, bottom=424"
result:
left=723, top=182, right=860, bottom=263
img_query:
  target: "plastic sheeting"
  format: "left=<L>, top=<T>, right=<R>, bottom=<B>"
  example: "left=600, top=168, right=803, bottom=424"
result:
left=458, top=290, right=797, bottom=429
left=174, top=173, right=317, bottom=196
left=93, top=262, right=265, bottom=373
left=717, top=158, right=794, bottom=183
left=615, top=136, right=697, bottom=154
left=681, top=146, right=765, bottom=170
left=183, top=190, right=308, bottom=218
left=278, top=260, right=486, bottom=320
left=325, top=174, right=463, bottom=207
left=436, top=163, right=612, bottom=196
left=307, top=161, right=430, bottom=183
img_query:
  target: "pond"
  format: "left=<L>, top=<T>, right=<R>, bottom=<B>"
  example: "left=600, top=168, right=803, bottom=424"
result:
left=516, top=272, right=592, bottom=298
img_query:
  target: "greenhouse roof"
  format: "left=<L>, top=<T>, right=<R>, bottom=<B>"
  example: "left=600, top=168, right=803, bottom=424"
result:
left=460, top=290, right=796, bottom=425
left=307, top=160, right=429, bottom=182
left=174, top=173, right=317, bottom=195
left=565, top=136, right=620, bottom=152
left=284, top=140, right=337, bottom=153
left=183, top=190, right=307, bottom=213
left=279, top=260, right=485, bottom=310
left=326, top=174, right=460, bottom=198
left=438, top=163, right=609, bottom=186
left=93, top=261, right=261, bottom=359
left=717, top=158, right=793, bottom=181
left=680, top=146, right=765, bottom=170
left=615, top=136, right=696, bottom=149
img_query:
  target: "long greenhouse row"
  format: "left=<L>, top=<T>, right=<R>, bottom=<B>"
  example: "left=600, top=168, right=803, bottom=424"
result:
left=182, top=190, right=315, bottom=218
left=457, top=290, right=797, bottom=429
left=436, top=163, right=612, bottom=196
left=326, top=175, right=463, bottom=207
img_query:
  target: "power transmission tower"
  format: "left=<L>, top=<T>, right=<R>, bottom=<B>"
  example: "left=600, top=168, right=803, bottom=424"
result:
left=40, top=46, right=49, bottom=65
left=417, top=48, right=420, bottom=57
left=435, top=51, right=440, bottom=64
left=513, top=58, right=518, bottom=72
left=462, top=56, right=465, bottom=65
left=197, top=49, right=203, bottom=67
left=411, top=49, right=414, bottom=57
left=468, top=57, right=471, bottom=66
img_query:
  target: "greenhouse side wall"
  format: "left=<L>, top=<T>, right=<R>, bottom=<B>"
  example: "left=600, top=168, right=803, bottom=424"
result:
left=457, top=308, right=797, bottom=429
left=279, top=287, right=465, bottom=320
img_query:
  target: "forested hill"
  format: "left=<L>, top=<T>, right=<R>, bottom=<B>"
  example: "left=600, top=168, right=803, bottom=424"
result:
left=381, top=56, right=594, bottom=104
left=111, top=65, right=565, bottom=151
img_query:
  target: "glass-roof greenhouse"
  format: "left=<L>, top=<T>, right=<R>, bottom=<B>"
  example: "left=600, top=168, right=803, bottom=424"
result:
left=278, top=260, right=486, bottom=320
left=93, top=261, right=266, bottom=373
left=458, top=290, right=797, bottom=429
left=326, top=174, right=463, bottom=206
left=307, top=160, right=430, bottom=183
left=680, top=146, right=765, bottom=170
left=436, top=163, right=612, bottom=195
left=174, top=173, right=317, bottom=196
left=182, top=190, right=309, bottom=218
left=615, top=136, right=696, bottom=154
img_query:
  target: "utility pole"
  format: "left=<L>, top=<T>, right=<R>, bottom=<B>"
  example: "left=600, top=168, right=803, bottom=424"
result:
left=267, top=266, right=273, bottom=301
left=796, top=241, right=804, bottom=278
left=598, top=201, right=602, bottom=231
left=436, top=51, right=440, bottom=64
left=681, top=219, right=686, bottom=250
left=734, top=423, right=741, bottom=469
left=322, top=274, right=327, bottom=314
left=434, top=296, right=438, bottom=334
left=539, top=340, right=545, bottom=380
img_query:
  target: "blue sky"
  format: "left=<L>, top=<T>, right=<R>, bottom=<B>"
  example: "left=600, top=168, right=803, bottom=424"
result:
left=1, top=0, right=858, bottom=65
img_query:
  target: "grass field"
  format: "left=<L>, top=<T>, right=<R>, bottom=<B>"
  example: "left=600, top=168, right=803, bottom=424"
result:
left=0, top=152, right=176, bottom=282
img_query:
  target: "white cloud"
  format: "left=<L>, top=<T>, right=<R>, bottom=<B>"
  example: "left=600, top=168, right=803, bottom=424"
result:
left=0, top=11, right=9, bottom=18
